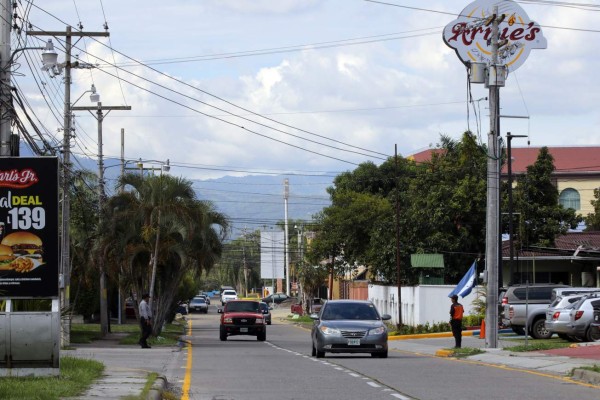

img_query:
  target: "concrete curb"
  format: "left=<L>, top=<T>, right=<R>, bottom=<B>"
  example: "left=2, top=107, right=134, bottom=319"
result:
left=435, top=349, right=454, bottom=357
left=147, top=375, right=167, bottom=400
left=572, top=369, right=600, bottom=385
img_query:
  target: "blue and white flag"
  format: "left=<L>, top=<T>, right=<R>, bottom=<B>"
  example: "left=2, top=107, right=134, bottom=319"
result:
left=448, top=261, right=477, bottom=298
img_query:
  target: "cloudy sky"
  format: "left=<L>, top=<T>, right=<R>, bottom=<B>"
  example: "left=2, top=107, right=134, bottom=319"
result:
left=16, top=0, right=600, bottom=181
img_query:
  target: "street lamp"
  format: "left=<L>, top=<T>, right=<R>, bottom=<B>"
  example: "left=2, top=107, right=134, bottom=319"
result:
left=72, top=84, right=100, bottom=106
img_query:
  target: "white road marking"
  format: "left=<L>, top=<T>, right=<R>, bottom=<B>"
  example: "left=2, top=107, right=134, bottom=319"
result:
left=390, top=393, right=411, bottom=399
left=367, top=381, right=381, bottom=388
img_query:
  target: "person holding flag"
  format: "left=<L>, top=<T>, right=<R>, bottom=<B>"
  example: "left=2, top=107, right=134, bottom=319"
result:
left=447, top=261, right=477, bottom=348
left=449, top=294, right=464, bottom=348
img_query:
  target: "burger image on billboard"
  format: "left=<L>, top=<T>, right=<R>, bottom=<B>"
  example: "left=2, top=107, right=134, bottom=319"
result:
left=0, top=244, right=15, bottom=270
left=1, top=231, right=43, bottom=262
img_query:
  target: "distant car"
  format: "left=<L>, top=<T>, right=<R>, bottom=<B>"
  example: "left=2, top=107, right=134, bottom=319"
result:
left=311, top=300, right=391, bottom=358
left=262, top=293, right=289, bottom=305
left=221, top=290, right=238, bottom=306
left=259, top=302, right=272, bottom=325
left=196, top=294, right=210, bottom=305
left=189, top=297, right=208, bottom=313
left=218, top=300, right=266, bottom=341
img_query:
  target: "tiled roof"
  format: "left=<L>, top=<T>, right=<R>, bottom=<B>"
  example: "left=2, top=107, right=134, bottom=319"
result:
left=408, top=146, right=600, bottom=175
left=502, top=231, right=600, bottom=258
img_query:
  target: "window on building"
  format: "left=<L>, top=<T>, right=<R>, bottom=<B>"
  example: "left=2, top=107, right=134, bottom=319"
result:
left=559, top=188, right=580, bottom=210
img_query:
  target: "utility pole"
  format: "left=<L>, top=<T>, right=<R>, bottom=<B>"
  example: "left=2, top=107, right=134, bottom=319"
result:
left=284, top=178, right=290, bottom=296
left=484, top=6, right=501, bottom=348
left=0, top=0, right=11, bottom=156
left=28, top=26, right=109, bottom=346
left=395, top=144, right=402, bottom=326
left=72, top=102, right=131, bottom=336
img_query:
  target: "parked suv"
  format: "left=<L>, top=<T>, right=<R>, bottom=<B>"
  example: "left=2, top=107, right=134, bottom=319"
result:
left=502, top=284, right=569, bottom=339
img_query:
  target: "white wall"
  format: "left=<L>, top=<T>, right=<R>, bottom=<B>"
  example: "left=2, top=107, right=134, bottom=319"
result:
left=368, top=284, right=481, bottom=326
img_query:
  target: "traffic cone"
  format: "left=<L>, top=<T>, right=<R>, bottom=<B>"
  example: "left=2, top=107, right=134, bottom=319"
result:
left=479, top=319, right=486, bottom=339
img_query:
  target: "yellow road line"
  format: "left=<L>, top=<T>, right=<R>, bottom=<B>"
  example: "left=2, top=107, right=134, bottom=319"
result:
left=181, top=319, right=193, bottom=400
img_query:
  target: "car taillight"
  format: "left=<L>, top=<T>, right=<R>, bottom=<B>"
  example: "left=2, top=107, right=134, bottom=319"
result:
left=552, top=312, right=560, bottom=320
left=574, top=311, right=584, bottom=321
left=502, top=297, right=508, bottom=306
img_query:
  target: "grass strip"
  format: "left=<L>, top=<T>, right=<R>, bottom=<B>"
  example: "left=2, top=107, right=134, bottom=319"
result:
left=0, top=357, right=103, bottom=400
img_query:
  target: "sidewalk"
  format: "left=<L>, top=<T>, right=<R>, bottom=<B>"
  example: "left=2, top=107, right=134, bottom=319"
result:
left=62, top=332, right=183, bottom=400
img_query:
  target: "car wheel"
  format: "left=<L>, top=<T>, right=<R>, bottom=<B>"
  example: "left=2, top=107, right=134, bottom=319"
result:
left=585, top=325, right=600, bottom=342
left=531, top=319, right=552, bottom=339
left=219, top=328, right=227, bottom=341
left=315, top=347, right=325, bottom=358
left=511, top=326, right=525, bottom=335
left=267, top=320, right=272, bottom=325
left=257, top=332, right=266, bottom=341
left=311, top=343, right=316, bottom=357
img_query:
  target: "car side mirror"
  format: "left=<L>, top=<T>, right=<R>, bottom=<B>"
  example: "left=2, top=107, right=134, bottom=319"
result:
left=217, top=309, right=223, bottom=314
left=381, top=314, right=391, bottom=321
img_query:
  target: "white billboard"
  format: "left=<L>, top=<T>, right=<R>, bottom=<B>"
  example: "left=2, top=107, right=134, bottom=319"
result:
left=260, top=231, right=285, bottom=280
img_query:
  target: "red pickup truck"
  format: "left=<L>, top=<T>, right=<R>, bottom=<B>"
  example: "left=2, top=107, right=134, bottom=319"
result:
left=218, top=300, right=266, bottom=341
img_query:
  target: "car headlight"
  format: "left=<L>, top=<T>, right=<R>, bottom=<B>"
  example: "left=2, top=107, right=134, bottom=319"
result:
left=224, top=318, right=233, bottom=323
left=319, top=326, right=340, bottom=335
left=369, top=326, right=386, bottom=335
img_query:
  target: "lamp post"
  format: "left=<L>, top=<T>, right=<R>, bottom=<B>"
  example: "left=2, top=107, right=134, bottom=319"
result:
left=506, top=133, right=528, bottom=286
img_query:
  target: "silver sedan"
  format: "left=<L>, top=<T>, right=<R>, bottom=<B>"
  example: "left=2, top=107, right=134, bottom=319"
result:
left=311, top=300, right=391, bottom=358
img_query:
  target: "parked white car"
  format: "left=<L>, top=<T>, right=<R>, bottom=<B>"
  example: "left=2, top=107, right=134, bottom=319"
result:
left=221, top=290, right=238, bottom=306
left=545, top=294, right=588, bottom=341
left=567, top=295, right=600, bottom=342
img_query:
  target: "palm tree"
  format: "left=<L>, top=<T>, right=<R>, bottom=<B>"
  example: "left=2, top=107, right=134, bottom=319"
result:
left=98, top=173, right=228, bottom=334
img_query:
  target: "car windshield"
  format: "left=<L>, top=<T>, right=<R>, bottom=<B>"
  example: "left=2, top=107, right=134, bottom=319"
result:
left=321, top=303, right=379, bottom=321
left=227, top=301, right=260, bottom=312
left=223, top=290, right=236, bottom=295
left=260, top=303, right=269, bottom=312
left=191, top=298, right=205, bottom=304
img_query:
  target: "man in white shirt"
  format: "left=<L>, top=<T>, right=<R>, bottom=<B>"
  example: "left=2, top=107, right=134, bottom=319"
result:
left=138, top=293, right=152, bottom=348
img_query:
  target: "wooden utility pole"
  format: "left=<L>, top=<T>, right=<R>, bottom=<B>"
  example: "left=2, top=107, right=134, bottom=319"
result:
left=28, top=26, right=109, bottom=345
left=72, top=103, right=131, bottom=336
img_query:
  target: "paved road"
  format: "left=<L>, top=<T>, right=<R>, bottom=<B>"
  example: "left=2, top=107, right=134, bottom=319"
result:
left=171, top=307, right=600, bottom=400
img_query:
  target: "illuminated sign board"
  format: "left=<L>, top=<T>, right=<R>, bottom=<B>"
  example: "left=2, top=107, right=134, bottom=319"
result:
left=0, top=158, right=59, bottom=298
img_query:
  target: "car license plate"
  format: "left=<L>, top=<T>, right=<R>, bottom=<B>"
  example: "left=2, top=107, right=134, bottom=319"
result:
left=240, top=327, right=248, bottom=333
left=347, top=339, right=360, bottom=346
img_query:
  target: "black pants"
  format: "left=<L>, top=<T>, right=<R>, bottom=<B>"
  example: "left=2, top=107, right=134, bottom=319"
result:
left=451, top=319, right=462, bottom=348
left=140, top=317, right=152, bottom=347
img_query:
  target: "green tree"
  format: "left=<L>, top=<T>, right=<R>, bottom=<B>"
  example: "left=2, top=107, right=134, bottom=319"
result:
left=512, top=147, right=582, bottom=247
left=584, top=188, right=600, bottom=230
left=99, top=173, right=228, bottom=335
